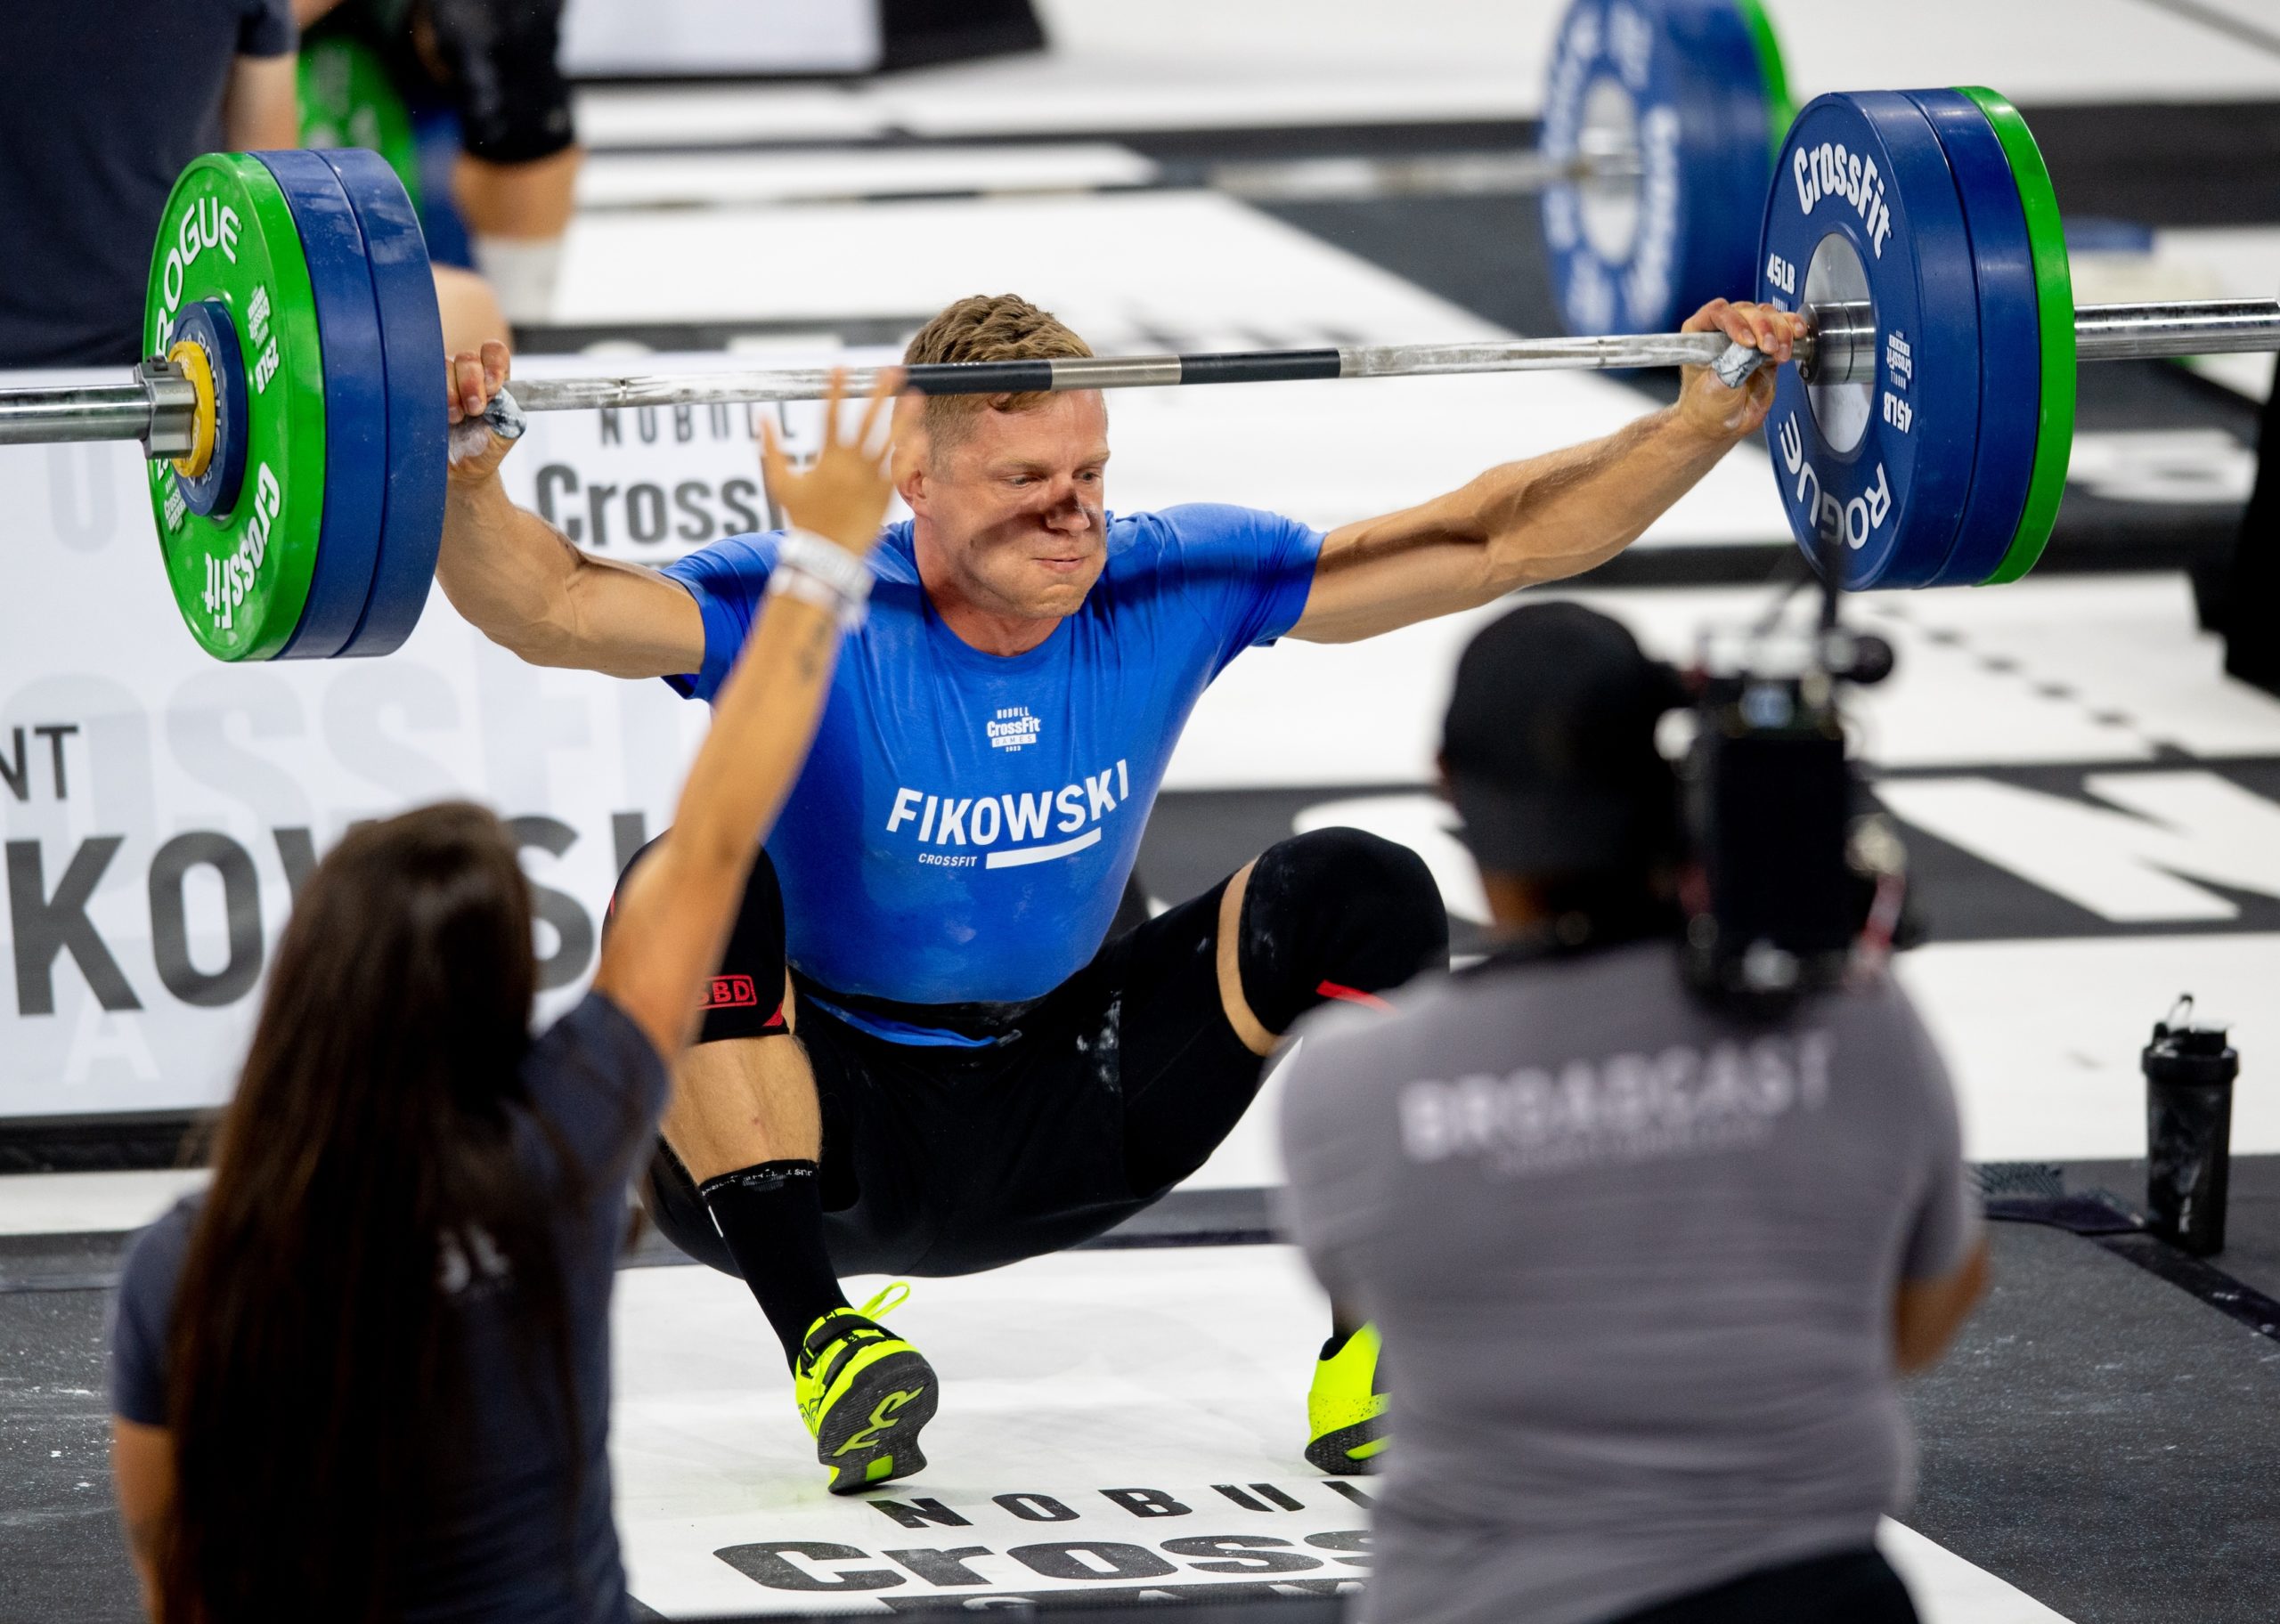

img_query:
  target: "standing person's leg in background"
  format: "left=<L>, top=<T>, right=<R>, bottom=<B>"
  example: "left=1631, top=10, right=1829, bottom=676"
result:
left=421, top=0, right=582, bottom=326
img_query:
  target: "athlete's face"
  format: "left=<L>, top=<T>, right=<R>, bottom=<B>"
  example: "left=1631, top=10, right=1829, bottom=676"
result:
left=902, top=393, right=1110, bottom=621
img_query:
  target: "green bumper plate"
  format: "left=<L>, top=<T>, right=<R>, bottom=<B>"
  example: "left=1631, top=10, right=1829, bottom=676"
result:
left=298, top=35, right=423, bottom=212
left=145, top=153, right=328, bottom=661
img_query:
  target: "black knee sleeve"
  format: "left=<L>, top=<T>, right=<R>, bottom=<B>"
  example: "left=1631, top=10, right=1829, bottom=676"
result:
left=610, top=835, right=789, bottom=1043
left=1235, top=828, right=1449, bottom=1033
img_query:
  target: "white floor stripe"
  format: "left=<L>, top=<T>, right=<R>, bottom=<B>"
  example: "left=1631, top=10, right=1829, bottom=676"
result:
left=0, top=1168, right=207, bottom=1237
left=1899, top=933, right=2279, bottom=1163
left=574, top=85, right=892, bottom=150
left=1168, top=575, right=2280, bottom=791
left=576, top=145, right=1158, bottom=210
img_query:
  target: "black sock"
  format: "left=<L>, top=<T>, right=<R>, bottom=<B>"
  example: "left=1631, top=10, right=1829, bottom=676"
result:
left=698, top=1161, right=850, bottom=1367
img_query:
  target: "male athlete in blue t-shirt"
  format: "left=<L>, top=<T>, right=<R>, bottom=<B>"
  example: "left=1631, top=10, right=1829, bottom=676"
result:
left=436, top=290, right=1804, bottom=1492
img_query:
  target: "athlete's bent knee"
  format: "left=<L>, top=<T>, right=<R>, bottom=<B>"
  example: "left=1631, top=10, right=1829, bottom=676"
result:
left=1236, top=827, right=1448, bottom=1032
left=612, top=834, right=790, bottom=1042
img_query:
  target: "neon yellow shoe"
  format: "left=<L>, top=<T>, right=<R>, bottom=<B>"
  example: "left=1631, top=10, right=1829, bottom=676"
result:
left=794, top=1283, right=939, bottom=1494
left=1305, top=1323, right=1388, bottom=1475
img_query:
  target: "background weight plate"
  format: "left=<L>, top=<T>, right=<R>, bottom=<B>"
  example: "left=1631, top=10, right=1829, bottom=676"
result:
left=1733, top=0, right=1794, bottom=152
left=1757, top=92, right=1983, bottom=589
left=143, top=154, right=327, bottom=662
left=298, top=35, right=423, bottom=212
left=255, top=150, right=390, bottom=660
left=1541, top=0, right=1780, bottom=337
left=320, top=148, right=448, bottom=657
left=1964, top=86, right=2076, bottom=586
left=167, top=299, right=249, bottom=519
left=1906, top=89, right=2042, bottom=588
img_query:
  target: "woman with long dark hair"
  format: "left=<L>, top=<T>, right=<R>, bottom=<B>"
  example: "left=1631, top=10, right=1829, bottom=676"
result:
left=106, top=366, right=898, bottom=1623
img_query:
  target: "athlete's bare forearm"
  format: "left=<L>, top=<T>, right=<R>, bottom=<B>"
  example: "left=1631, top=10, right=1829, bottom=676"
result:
left=436, top=472, right=703, bottom=677
left=1291, top=298, right=1802, bottom=644
left=1293, top=409, right=1727, bottom=642
left=439, top=343, right=706, bottom=678
left=1468, top=406, right=1732, bottom=584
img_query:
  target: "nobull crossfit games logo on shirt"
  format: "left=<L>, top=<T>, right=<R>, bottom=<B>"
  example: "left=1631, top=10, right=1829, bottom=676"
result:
left=988, top=706, right=1043, bottom=752
left=1399, top=1030, right=1834, bottom=1177
left=885, top=760, right=1130, bottom=872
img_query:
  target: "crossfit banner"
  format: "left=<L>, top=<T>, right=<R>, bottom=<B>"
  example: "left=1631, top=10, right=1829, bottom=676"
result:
left=0, top=353, right=884, bottom=1123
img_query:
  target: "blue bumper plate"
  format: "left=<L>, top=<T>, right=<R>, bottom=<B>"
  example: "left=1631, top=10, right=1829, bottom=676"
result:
left=256, top=149, right=389, bottom=657
left=1758, top=92, right=1982, bottom=589
left=320, top=147, right=447, bottom=656
left=1905, top=88, right=2042, bottom=587
left=1542, top=0, right=1781, bottom=337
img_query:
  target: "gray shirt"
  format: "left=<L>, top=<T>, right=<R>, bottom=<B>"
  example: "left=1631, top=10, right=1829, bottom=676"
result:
left=1278, top=941, right=1978, bottom=1624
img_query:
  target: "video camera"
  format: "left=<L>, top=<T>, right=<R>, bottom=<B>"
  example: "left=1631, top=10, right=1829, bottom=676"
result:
left=1678, top=568, right=1907, bottom=1006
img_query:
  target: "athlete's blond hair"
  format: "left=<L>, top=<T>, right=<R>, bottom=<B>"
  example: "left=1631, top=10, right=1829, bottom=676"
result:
left=901, top=294, right=1094, bottom=457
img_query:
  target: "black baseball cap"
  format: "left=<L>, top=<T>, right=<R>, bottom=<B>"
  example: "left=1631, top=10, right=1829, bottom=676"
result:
left=1442, top=602, right=1688, bottom=873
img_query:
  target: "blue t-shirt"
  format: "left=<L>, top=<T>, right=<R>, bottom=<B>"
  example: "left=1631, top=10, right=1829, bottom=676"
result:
left=663, top=507, right=1323, bottom=1043
left=110, top=993, right=667, bottom=1624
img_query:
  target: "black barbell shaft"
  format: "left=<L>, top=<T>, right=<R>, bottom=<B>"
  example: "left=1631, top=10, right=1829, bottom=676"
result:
left=5, top=297, right=2280, bottom=454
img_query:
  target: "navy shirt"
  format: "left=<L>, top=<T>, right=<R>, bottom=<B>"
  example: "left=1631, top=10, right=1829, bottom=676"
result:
left=663, top=508, right=1323, bottom=1043
left=110, top=993, right=667, bottom=1624
left=0, top=0, right=295, bottom=368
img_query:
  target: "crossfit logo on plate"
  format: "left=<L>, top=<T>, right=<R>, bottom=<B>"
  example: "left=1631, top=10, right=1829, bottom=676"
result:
left=987, top=706, right=1042, bottom=753
left=1790, top=141, right=1893, bottom=257
left=200, top=464, right=281, bottom=627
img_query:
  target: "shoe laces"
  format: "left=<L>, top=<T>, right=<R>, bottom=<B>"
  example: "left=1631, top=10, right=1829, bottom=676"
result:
left=858, top=1281, right=911, bottom=1321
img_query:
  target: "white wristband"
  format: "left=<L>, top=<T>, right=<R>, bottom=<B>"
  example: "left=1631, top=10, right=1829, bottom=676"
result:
left=775, top=528, right=875, bottom=604
left=768, top=565, right=864, bottom=629
left=767, top=530, right=872, bottom=629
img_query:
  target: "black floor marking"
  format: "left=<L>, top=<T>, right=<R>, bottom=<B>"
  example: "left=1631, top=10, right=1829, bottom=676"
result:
left=1986, top=1190, right=2280, bottom=1344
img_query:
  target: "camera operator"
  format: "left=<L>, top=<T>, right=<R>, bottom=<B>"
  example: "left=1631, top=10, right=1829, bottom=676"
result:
left=1278, top=600, right=1988, bottom=1624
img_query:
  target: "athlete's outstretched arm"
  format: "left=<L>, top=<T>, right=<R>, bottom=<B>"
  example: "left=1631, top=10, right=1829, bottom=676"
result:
left=436, top=342, right=707, bottom=678
left=1287, top=299, right=1806, bottom=645
left=594, top=372, right=898, bottom=1065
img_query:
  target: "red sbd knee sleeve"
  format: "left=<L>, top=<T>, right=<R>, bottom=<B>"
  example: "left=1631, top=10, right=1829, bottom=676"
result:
left=609, top=835, right=789, bottom=1043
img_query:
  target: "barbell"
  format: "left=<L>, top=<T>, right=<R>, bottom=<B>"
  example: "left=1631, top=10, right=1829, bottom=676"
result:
left=0, top=85, right=2276, bottom=661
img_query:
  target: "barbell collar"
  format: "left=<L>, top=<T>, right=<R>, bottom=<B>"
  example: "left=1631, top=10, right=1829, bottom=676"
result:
left=0, top=360, right=197, bottom=451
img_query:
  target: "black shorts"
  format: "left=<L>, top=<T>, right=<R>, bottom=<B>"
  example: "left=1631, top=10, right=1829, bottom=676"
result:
left=641, top=875, right=1269, bottom=1279
left=1610, top=1548, right=1918, bottom=1624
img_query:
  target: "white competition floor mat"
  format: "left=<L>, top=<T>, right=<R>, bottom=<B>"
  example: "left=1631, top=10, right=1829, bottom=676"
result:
left=607, top=1248, right=2072, bottom=1621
